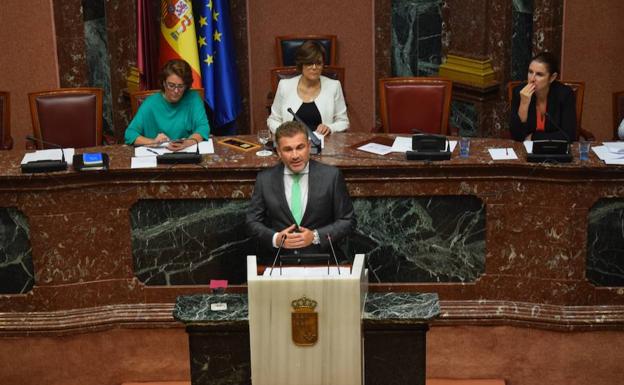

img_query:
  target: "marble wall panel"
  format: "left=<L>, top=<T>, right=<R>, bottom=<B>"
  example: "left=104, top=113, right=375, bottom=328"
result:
left=53, top=0, right=89, bottom=88
left=83, top=0, right=114, bottom=136
left=486, top=205, right=586, bottom=280
left=130, top=199, right=253, bottom=285
left=129, top=196, right=485, bottom=286
left=230, top=0, right=250, bottom=133
left=391, top=0, right=443, bottom=77
left=0, top=208, right=33, bottom=294
left=106, top=0, right=138, bottom=142
left=347, top=196, right=485, bottom=283
left=587, top=199, right=624, bottom=287
left=450, top=100, right=478, bottom=137
left=532, top=0, right=564, bottom=56
left=29, top=209, right=132, bottom=285
left=511, top=0, right=533, bottom=80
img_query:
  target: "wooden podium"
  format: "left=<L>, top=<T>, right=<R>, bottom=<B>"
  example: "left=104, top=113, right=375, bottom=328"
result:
left=247, top=254, right=367, bottom=385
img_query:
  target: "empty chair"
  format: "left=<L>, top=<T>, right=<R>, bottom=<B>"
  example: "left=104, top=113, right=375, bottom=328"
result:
left=0, top=91, right=12, bottom=150
left=506, top=80, right=594, bottom=141
left=275, top=34, right=337, bottom=67
left=613, top=90, right=624, bottom=139
left=28, top=88, right=103, bottom=149
left=130, top=88, right=205, bottom=117
left=378, top=77, right=452, bottom=134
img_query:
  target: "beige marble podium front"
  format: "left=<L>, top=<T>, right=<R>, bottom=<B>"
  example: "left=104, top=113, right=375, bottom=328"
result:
left=247, top=255, right=367, bottom=385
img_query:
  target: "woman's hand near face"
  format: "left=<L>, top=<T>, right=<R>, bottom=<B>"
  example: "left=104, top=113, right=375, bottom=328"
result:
left=315, top=124, right=331, bottom=136
left=520, top=83, right=535, bottom=105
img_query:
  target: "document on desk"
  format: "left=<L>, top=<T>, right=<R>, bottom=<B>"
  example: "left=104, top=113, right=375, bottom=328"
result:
left=357, top=142, right=393, bottom=155
left=488, top=148, right=518, bottom=160
left=131, top=156, right=157, bottom=168
left=602, top=142, right=624, bottom=155
left=263, top=266, right=352, bottom=277
left=134, top=139, right=215, bottom=157
left=390, top=136, right=457, bottom=152
left=592, top=145, right=624, bottom=164
left=523, top=141, right=533, bottom=154
left=21, top=148, right=76, bottom=165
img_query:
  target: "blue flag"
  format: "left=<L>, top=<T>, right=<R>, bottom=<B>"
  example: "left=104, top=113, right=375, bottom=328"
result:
left=197, top=0, right=241, bottom=132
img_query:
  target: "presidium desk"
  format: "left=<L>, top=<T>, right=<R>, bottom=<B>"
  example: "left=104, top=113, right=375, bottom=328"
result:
left=1, top=133, right=624, bottom=381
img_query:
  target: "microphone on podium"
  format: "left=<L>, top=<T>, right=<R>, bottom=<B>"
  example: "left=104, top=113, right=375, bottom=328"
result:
left=326, top=234, right=341, bottom=275
left=269, top=233, right=287, bottom=276
left=22, top=135, right=68, bottom=173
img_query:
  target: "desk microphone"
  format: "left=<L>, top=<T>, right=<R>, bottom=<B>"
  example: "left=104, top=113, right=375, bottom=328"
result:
left=287, top=108, right=322, bottom=154
left=22, top=135, right=68, bottom=173
left=156, top=137, right=202, bottom=164
left=543, top=112, right=572, bottom=143
left=269, top=233, right=287, bottom=276
left=326, top=234, right=341, bottom=275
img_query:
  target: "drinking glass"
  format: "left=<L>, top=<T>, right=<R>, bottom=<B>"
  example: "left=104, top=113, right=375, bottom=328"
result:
left=256, top=129, right=273, bottom=157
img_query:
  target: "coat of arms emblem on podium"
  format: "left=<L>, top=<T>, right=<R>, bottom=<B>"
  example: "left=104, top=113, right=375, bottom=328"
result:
left=291, top=296, right=318, bottom=346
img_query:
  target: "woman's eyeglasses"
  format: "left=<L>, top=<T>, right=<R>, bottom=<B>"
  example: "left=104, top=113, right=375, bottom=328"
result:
left=165, top=82, right=187, bottom=91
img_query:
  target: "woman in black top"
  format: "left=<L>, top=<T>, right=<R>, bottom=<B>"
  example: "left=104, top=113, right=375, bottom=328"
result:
left=510, top=52, right=577, bottom=142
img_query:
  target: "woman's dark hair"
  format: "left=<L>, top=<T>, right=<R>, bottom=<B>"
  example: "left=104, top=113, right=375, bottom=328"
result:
left=295, top=41, right=326, bottom=72
left=531, top=51, right=560, bottom=76
left=159, top=59, right=193, bottom=91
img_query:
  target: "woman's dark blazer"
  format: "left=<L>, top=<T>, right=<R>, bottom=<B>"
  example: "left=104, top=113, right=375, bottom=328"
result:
left=510, top=80, right=577, bottom=142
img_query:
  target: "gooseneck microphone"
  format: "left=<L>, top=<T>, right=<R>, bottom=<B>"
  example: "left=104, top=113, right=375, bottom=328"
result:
left=22, top=135, right=68, bottom=173
left=287, top=108, right=322, bottom=154
left=269, top=233, right=287, bottom=276
left=543, top=112, right=572, bottom=143
left=326, top=234, right=341, bottom=275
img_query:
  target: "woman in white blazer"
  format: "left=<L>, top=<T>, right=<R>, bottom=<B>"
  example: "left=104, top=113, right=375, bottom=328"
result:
left=267, top=41, right=349, bottom=135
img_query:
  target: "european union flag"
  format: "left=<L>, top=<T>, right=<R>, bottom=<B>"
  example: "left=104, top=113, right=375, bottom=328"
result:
left=196, top=0, right=241, bottom=133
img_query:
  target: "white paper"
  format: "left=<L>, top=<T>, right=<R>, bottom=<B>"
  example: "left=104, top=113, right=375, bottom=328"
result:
left=131, top=156, right=157, bottom=168
left=21, top=148, right=76, bottom=165
left=488, top=148, right=518, bottom=160
left=357, top=142, right=393, bottom=155
left=448, top=140, right=458, bottom=152
left=523, top=140, right=533, bottom=154
left=134, top=139, right=215, bottom=157
left=602, top=142, right=624, bottom=154
left=391, top=137, right=412, bottom=152
left=313, top=132, right=325, bottom=149
left=592, top=145, right=624, bottom=163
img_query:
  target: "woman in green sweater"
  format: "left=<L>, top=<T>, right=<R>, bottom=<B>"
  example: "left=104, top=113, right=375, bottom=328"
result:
left=125, top=59, right=210, bottom=151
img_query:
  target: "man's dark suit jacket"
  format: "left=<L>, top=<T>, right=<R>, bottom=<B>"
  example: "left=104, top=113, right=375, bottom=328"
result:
left=510, top=80, right=577, bottom=142
left=246, top=159, right=356, bottom=257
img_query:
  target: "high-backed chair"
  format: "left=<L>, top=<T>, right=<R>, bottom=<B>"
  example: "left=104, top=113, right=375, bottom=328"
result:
left=506, top=80, right=594, bottom=141
left=28, top=88, right=103, bottom=149
left=0, top=91, right=12, bottom=150
left=378, top=77, right=452, bottom=134
left=275, top=34, right=337, bottom=67
left=130, top=88, right=205, bottom=117
left=613, top=90, right=624, bottom=140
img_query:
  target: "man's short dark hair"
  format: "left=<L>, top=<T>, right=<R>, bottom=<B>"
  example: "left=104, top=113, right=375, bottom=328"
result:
left=275, top=121, right=309, bottom=145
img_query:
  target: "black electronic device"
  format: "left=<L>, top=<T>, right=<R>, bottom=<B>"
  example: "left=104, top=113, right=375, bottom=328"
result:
left=406, top=134, right=451, bottom=161
left=527, top=140, right=572, bottom=163
left=21, top=135, right=68, bottom=173
left=156, top=138, right=202, bottom=164
left=287, top=108, right=322, bottom=155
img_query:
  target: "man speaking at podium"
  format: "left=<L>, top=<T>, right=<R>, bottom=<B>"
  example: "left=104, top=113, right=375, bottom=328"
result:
left=246, top=121, right=356, bottom=260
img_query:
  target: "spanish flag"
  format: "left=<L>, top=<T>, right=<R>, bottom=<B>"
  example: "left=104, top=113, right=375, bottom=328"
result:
left=159, top=0, right=201, bottom=88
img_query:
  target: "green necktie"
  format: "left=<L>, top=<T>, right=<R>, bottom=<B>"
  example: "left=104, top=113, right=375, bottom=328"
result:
left=290, top=173, right=302, bottom=225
